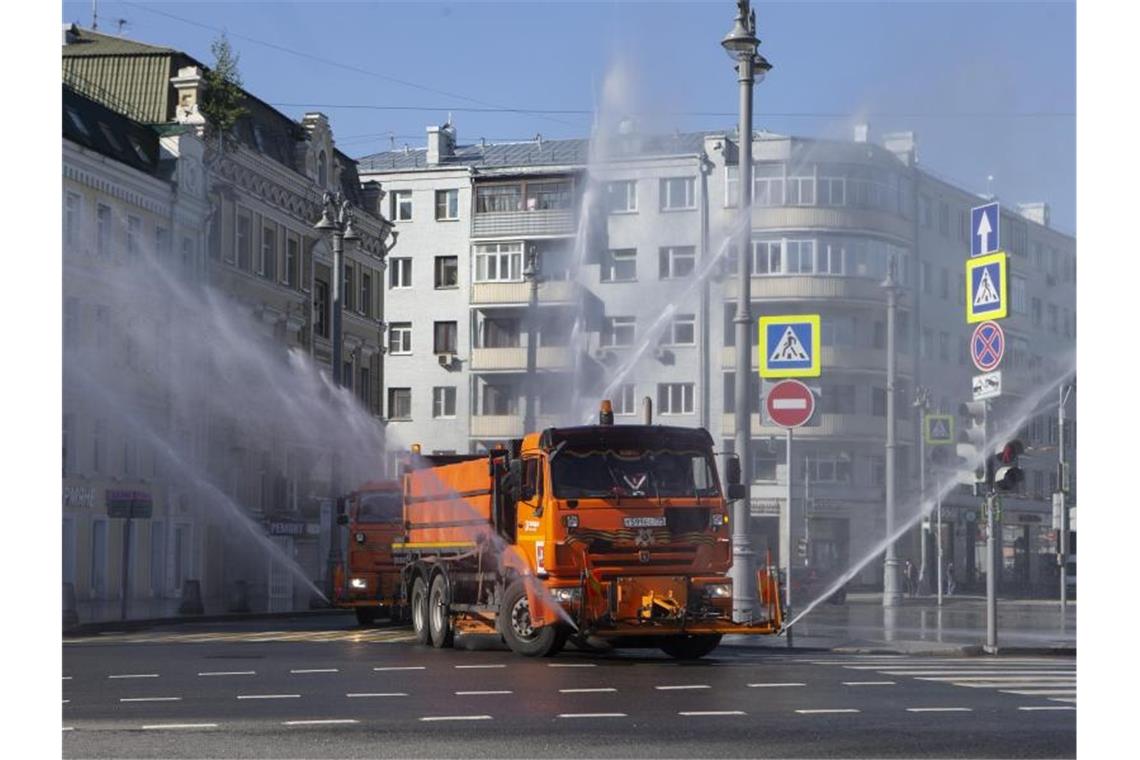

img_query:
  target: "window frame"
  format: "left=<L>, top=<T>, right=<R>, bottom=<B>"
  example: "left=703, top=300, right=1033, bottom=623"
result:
left=601, top=316, right=636, bottom=348
left=432, top=386, right=457, bottom=418
left=389, top=257, right=412, bottom=289
left=434, top=189, right=460, bottom=221
left=601, top=248, right=637, bottom=282
left=392, top=190, right=413, bottom=221
left=659, top=176, right=696, bottom=211
left=606, top=180, right=638, bottom=214
left=434, top=255, right=459, bottom=289
left=388, top=322, right=413, bottom=355
left=387, top=388, right=412, bottom=420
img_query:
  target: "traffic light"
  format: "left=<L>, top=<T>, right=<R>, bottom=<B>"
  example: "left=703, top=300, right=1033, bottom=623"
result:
left=957, top=401, right=991, bottom=495
left=992, top=439, right=1024, bottom=492
left=796, top=537, right=808, bottom=557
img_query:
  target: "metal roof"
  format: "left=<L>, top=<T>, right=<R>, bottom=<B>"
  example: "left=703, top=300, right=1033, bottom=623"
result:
left=63, top=84, right=161, bottom=176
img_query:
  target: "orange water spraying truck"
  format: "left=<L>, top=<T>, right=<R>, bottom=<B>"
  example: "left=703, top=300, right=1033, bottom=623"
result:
left=394, top=401, right=784, bottom=658
left=332, top=479, right=406, bottom=625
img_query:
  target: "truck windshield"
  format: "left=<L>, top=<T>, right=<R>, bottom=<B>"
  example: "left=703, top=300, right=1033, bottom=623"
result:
left=354, top=491, right=402, bottom=523
left=551, top=447, right=720, bottom=500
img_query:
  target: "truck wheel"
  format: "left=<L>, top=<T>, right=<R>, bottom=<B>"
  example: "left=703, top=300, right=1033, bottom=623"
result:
left=659, top=634, right=722, bottom=660
left=429, top=574, right=454, bottom=649
left=499, top=579, right=567, bottom=657
left=411, top=576, right=431, bottom=645
left=355, top=607, right=379, bottom=627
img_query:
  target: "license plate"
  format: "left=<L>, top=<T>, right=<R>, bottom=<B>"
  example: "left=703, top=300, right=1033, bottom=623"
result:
left=623, top=516, right=666, bottom=528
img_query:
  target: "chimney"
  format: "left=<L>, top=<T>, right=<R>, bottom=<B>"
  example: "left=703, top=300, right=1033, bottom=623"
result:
left=1017, top=202, right=1051, bottom=228
left=426, top=120, right=456, bottom=166
left=170, top=66, right=207, bottom=133
left=882, top=131, right=917, bottom=167
left=63, top=23, right=80, bottom=45
left=360, top=180, right=385, bottom=217
left=853, top=123, right=870, bottom=143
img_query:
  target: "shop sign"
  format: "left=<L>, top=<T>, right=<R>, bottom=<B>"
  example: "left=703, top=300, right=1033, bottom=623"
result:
left=63, top=485, right=96, bottom=509
left=267, top=520, right=307, bottom=537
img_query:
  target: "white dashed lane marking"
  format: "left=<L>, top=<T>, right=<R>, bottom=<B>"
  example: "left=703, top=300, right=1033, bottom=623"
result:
left=236, top=694, right=301, bottom=700
left=198, top=671, right=256, bottom=677
left=108, top=674, right=159, bottom=679
left=795, top=709, right=861, bottom=715
left=655, top=684, right=710, bottom=691
left=282, top=719, right=359, bottom=726
left=454, top=664, right=506, bottom=669
left=548, top=663, right=596, bottom=668
left=558, top=713, right=627, bottom=719
left=456, top=690, right=513, bottom=695
left=347, top=693, right=407, bottom=698
left=560, top=688, right=617, bottom=693
left=748, top=682, right=806, bottom=688
left=290, top=668, right=339, bottom=674
left=1020, top=706, right=1076, bottom=711
left=679, top=710, right=745, bottom=717
left=120, top=697, right=182, bottom=703
left=419, top=715, right=493, bottom=722
left=906, top=707, right=973, bottom=713
left=141, top=723, right=217, bottom=730
left=373, top=666, right=426, bottom=672
left=843, top=681, right=896, bottom=686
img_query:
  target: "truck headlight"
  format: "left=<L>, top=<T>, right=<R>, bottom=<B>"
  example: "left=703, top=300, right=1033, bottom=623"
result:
left=552, top=588, right=581, bottom=604
left=702, top=582, right=731, bottom=599
left=350, top=577, right=368, bottom=590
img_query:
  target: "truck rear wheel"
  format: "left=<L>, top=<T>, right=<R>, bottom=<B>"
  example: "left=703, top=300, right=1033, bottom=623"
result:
left=659, top=634, right=722, bottom=660
left=411, top=576, right=431, bottom=645
left=428, top=574, right=454, bottom=649
left=499, top=579, right=567, bottom=657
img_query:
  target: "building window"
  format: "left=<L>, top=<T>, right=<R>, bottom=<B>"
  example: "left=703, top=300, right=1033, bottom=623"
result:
left=872, top=388, right=887, bottom=417
left=92, top=418, right=105, bottom=473
left=392, top=190, right=413, bottom=221
left=388, top=323, right=412, bottom=354
left=435, top=189, right=459, bottom=220
left=808, top=453, right=852, bottom=483
left=361, top=272, right=372, bottom=316
left=785, top=171, right=814, bottom=206
left=125, top=216, right=141, bottom=259
left=657, top=383, right=694, bottom=415
left=434, top=256, right=458, bottom=289
left=939, top=267, right=949, bottom=299
left=285, top=237, right=299, bottom=287
left=387, top=388, right=412, bottom=420
left=818, top=175, right=845, bottom=207
left=1011, top=276, right=1028, bottom=314
left=434, top=321, right=458, bottom=354
left=818, top=241, right=844, bottom=275
left=821, top=384, right=857, bottom=414
left=63, top=413, right=74, bottom=477
left=359, top=366, right=370, bottom=406
left=602, top=316, right=635, bottom=347
left=921, top=261, right=932, bottom=294
left=957, top=274, right=966, bottom=304
left=481, top=384, right=516, bottom=416
left=659, top=246, right=695, bottom=279
left=475, top=184, right=521, bottom=213
left=181, top=237, right=195, bottom=272
left=820, top=316, right=856, bottom=347
left=614, top=384, right=636, bottom=415
left=600, top=249, right=637, bottom=282
left=918, top=195, right=932, bottom=228
left=873, top=320, right=886, bottom=350
left=479, top=317, right=520, bottom=348
left=752, top=240, right=782, bottom=275
left=526, top=180, right=572, bottom=210
left=65, top=192, right=82, bottom=248
left=1031, top=297, right=1042, bottom=327
left=958, top=336, right=969, bottom=366
left=785, top=240, right=815, bottom=274
left=345, top=363, right=357, bottom=394
left=939, top=331, right=949, bottom=362
left=155, top=226, right=170, bottom=259
left=1048, top=304, right=1059, bottom=334
left=317, top=150, right=327, bottom=187
left=236, top=211, right=252, bottom=271
left=753, top=164, right=784, bottom=206
left=474, top=242, right=523, bottom=283
left=606, top=180, right=637, bottom=213
left=920, top=327, right=933, bottom=359
left=343, top=264, right=354, bottom=311
left=64, top=297, right=80, bottom=348
left=752, top=446, right=780, bottom=482
left=313, top=279, right=329, bottom=338
left=432, top=386, right=457, bottom=418
left=260, top=225, right=277, bottom=280
left=1063, top=308, right=1072, bottom=338
left=390, top=257, right=412, bottom=288
left=938, top=201, right=950, bottom=237
left=660, top=314, right=696, bottom=346
left=96, top=203, right=112, bottom=257
left=660, top=177, right=695, bottom=210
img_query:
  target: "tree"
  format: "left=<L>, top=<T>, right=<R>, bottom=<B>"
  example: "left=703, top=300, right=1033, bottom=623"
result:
left=200, top=33, right=247, bottom=151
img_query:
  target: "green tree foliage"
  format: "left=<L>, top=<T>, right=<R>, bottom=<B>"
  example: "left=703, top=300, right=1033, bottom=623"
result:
left=200, top=33, right=247, bottom=150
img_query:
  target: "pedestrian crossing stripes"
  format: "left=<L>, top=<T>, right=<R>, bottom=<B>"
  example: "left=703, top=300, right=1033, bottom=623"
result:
left=65, top=628, right=418, bottom=646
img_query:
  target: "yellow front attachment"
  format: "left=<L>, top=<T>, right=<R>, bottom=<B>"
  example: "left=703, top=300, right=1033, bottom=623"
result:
left=639, top=589, right=684, bottom=621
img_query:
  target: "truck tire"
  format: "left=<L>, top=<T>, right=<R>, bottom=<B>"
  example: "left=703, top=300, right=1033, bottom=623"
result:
left=428, top=574, right=454, bottom=649
left=499, top=578, right=567, bottom=657
left=355, top=607, right=379, bottom=627
left=411, top=576, right=431, bottom=645
left=659, top=634, right=722, bottom=660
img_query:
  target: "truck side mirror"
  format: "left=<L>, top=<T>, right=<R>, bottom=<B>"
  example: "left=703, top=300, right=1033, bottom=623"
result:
left=725, top=456, right=742, bottom=486
left=726, top=483, right=746, bottom=501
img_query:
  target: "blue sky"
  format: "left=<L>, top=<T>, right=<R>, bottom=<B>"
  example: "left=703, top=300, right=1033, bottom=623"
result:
left=61, top=1, right=1076, bottom=233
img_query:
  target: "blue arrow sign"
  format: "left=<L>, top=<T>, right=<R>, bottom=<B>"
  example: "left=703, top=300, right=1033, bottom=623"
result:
left=971, top=202, right=1000, bottom=257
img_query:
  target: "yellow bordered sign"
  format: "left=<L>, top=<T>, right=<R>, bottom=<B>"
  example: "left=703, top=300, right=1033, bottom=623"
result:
left=758, top=314, right=821, bottom=378
left=966, top=251, right=1008, bottom=323
left=924, top=414, right=955, bottom=445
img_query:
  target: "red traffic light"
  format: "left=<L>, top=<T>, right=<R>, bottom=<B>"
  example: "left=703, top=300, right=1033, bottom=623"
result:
left=998, top=439, right=1024, bottom=464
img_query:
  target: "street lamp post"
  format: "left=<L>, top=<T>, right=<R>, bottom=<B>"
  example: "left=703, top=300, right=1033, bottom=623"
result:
left=914, top=386, right=931, bottom=594
left=722, top=0, right=771, bottom=624
left=523, top=246, right=540, bottom=433
left=882, top=258, right=902, bottom=607
left=314, top=191, right=360, bottom=602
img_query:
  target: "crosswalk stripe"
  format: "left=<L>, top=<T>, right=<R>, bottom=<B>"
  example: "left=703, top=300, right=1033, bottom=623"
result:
left=1000, top=689, right=1076, bottom=696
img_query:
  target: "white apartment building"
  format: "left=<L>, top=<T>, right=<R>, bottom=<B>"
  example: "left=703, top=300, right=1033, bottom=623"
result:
left=357, top=122, right=1075, bottom=594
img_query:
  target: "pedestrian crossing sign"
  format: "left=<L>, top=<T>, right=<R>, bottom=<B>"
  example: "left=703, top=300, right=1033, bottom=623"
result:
left=924, top=414, right=955, bottom=445
left=966, top=252, right=1008, bottom=323
left=758, top=314, right=821, bottom=378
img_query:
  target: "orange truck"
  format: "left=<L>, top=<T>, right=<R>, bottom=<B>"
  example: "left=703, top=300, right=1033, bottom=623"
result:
left=393, top=403, right=784, bottom=658
left=332, top=480, right=406, bottom=625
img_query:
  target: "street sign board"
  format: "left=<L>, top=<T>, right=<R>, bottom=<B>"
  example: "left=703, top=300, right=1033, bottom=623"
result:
left=971, top=202, right=1000, bottom=257
left=972, top=370, right=1002, bottom=401
left=766, top=379, right=816, bottom=428
left=758, top=314, right=820, bottom=378
left=970, top=320, right=1006, bottom=372
left=924, top=414, right=955, bottom=445
left=966, top=252, right=1008, bottom=323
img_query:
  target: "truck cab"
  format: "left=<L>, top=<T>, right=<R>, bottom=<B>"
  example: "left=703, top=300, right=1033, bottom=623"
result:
left=334, top=480, right=404, bottom=625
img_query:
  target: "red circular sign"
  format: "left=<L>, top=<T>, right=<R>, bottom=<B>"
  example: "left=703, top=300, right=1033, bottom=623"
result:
left=766, top=379, right=816, bottom=428
left=971, top=320, right=1005, bottom=372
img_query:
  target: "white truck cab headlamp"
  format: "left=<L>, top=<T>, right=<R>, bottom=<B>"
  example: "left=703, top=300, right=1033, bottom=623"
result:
left=702, top=582, right=732, bottom=599
left=350, top=577, right=368, bottom=590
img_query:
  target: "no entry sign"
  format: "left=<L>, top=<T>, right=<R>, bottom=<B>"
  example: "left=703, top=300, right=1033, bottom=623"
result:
left=766, top=379, right=816, bottom=428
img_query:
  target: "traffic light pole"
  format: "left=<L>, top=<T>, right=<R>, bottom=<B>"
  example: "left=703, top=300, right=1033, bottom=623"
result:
left=1058, top=383, right=1071, bottom=611
left=985, top=490, right=998, bottom=653
left=784, top=426, right=793, bottom=648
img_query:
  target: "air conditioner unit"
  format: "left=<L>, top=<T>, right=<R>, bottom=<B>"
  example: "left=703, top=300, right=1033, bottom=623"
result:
left=593, top=348, right=612, bottom=362
left=438, top=353, right=457, bottom=368
left=653, top=346, right=672, bottom=363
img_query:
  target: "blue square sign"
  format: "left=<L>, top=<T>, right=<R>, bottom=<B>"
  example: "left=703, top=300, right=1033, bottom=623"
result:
left=966, top=252, right=1008, bottom=323
left=971, top=202, right=1000, bottom=257
left=758, top=314, right=821, bottom=378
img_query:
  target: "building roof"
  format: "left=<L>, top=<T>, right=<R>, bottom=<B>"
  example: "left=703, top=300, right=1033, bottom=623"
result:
left=63, top=83, right=162, bottom=176
left=61, top=25, right=183, bottom=58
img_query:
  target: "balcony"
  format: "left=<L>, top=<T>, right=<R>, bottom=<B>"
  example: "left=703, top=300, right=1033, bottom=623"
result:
left=724, top=275, right=893, bottom=304
left=750, top=205, right=912, bottom=241
left=470, top=346, right=576, bottom=372
left=721, top=412, right=914, bottom=441
left=472, top=209, right=576, bottom=239
left=469, top=414, right=562, bottom=439
left=470, top=278, right=581, bottom=307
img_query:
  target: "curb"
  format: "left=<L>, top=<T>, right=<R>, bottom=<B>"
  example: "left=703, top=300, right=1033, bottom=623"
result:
left=63, top=608, right=353, bottom=637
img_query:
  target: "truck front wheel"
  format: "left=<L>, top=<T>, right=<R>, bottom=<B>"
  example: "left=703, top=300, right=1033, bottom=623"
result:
left=411, top=576, right=431, bottom=645
left=499, top=579, right=567, bottom=657
left=659, top=634, right=722, bottom=660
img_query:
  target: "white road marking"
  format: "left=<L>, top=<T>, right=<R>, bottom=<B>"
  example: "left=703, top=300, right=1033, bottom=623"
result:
left=906, top=707, right=973, bottom=713
left=1000, top=689, right=1077, bottom=696
left=748, top=683, right=806, bottom=688
left=373, top=666, right=426, bottom=671
left=560, top=688, right=617, bottom=693
left=795, top=709, right=860, bottom=714
left=950, top=681, right=1076, bottom=689
left=236, top=694, right=301, bottom=700
left=679, top=710, right=746, bottom=717
left=108, top=674, right=159, bottom=679
left=1020, top=706, right=1076, bottom=711
left=548, top=663, right=596, bottom=668
left=655, top=684, right=710, bottom=691
left=62, top=676, right=72, bottom=681
left=63, top=700, right=70, bottom=704
left=141, top=723, right=218, bottom=730
left=419, top=715, right=493, bottom=722
left=916, top=675, right=1075, bottom=682
left=454, top=664, right=506, bottom=669
left=843, top=681, right=896, bottom=686
left=198, top=671, right=256, bottom=677
left=558, top=713, right=627, bottom=719
left=120, top=697, right=182, bottom=703
left=62, top=727, right=73, bottom=732
left=455, top=690, right=513, bottom=695
left=346, top=693, right=408, bottom=698
left=1050, top=697, right=1078, bottom=704
left=290, top=668, right=339, bottom=674
left=855, top=668, right=1074, bottom=675
left=282, top=719, right=359, bottom=726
